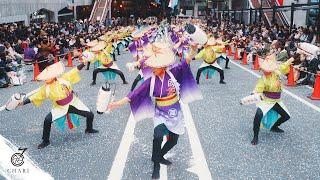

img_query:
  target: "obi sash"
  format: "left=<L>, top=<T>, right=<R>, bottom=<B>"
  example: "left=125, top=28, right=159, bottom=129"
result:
left=263, top=92, right=281, bottom=99
left=54, top=93, right=80, bottom=131
left=103, top=62, right=113, bottom=68
left=56, top=93, right=73, bottom=106
left=155, top=94, right=179, bottom=107
left=204, top=60, right=215, bottom=64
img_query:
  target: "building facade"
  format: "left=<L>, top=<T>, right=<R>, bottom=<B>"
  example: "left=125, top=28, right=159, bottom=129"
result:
left=0, top=0, right=92, bottom=25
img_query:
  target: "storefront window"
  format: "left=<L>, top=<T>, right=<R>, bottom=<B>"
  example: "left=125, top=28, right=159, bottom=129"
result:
left=307, top=0, right=319, bottom=27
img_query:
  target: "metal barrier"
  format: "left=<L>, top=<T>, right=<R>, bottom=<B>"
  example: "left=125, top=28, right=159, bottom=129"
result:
left=214, top=2, right=319, bottom=34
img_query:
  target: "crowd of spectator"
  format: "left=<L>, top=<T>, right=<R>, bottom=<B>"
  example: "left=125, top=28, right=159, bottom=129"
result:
left=0, top=16, right=319, bottom=89
left=201, top=17, right=320, bottom=86
left=0, top=19, right=133, bottom=88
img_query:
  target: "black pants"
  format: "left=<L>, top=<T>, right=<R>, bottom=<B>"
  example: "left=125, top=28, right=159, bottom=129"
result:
left=112, top=53, right=117, bottom=61
left=86, top=62, right=91, bottom=70
left=152, top=124, right=179, bottom=163
left=131, top=74, right=143, bottom=91
left=42, top=106, right=94, bottom=142
left=124, top=39, right=129, bottom=48
left=92, top=68, right=126, bottom=83
left=218, top=55, right=230, bottom=68
left=298, top=73, right=314, bottom=86
left=196, top=65, right=224, bottom=83
left=116, top=46, right=120, bottom=55
left=253, top=103, right=290, bottom=137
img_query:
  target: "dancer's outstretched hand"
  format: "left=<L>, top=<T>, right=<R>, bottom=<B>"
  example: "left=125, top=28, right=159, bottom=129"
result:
left=108, top=102, right=122, bottom=110
left=108, top=97, right=130, bottom=110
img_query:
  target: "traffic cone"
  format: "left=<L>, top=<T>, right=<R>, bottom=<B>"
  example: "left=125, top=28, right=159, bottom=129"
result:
left=33, top=61, right=40, bottom=81
left=286, top=65, right=295, bottom=86
left=242, top=51, right=248, bottom=65
left=222, top=47, right=226, bottom=53
left=66, top=52, right=73, bottom=67
left=234, top=48, right=239, bottom=60
left=252, top=55, right=260, bottom=70
left=79, top=49, right=83, bottom=62
left=309, top=74, right=320, bottom=100
left=54, top=55, right=59, bottom=63
left=228, top=46, right=233, bottom=56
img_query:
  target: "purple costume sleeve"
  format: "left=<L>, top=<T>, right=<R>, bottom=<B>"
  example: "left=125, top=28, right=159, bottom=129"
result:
left=127, top=78, right=155, bottom=121
left=170, top=60, right=203, bottom=103
left=128, top=42, right=137, bottom=57
left=142, top=36, right=149, bottom=47
left=171, top=34, right=179, bottom=44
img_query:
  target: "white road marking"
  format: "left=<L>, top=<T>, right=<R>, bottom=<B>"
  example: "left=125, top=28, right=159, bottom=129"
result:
left=108, top=102, right=211, bottom=180
left=107, top=113, right=136, bottom=180
left=107, top=112, right=169, bottom=180
left=0, top=135, right=53, bottom=180
left=181, top=103, right=213, bottom=180
left=230, top=60, right=320, bottom=113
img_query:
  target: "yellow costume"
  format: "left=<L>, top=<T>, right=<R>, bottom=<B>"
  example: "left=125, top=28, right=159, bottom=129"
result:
left=194, top=44, right=225, bottom=83
left=254, top=60, right=291, bottom=130
left=254, top=61, right=290, bottom=103
left=29, top=68, right=90, bottom=121
left=195, top=47, right=217, bottom=64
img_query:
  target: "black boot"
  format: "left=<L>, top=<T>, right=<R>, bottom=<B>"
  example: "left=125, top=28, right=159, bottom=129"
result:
left=85, top=112, right=98, bottom=134
left=86, top=62, right=90, bottom=70
left=152, top=162, right=160, bottom=179
left=251, top=130, right=259, bottom=145
left=40, top=115, right=52, bottom=149
left=85, top=129, right=99, bottom=133
left=90, top=81, right=96, bottom=86
left=251, top=136, right=258, bottom=145
left=38, top=141, right=50, bottom=149
left=159, top=157, right=172, bottom=165
left=270, top=126, right=284, bottom=133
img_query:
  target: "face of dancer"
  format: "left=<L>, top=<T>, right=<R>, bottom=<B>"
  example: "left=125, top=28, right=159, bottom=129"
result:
left=263, top=71, right=272, bottom=76
left=153, top=67, right=165, bottom=78
left=45, top=78, right=56, bottom=84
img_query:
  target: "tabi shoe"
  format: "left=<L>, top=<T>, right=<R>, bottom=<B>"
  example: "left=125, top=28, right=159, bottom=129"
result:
left=251, top=137, right=258, bottom=145
left=159, top=157, right=172, bottom=166
left=270, top=127, right=284, bottom=133
left=152, top=163, right=160, bottom=180
left=38, top=141, right=50, bottom=149
left=85, top=129, right=99, bottom=134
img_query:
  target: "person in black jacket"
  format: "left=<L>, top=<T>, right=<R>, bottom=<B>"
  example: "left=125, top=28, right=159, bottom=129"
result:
left=297, top=52, right=320, bottom=86
left=0, top=45, right=10, bottom=88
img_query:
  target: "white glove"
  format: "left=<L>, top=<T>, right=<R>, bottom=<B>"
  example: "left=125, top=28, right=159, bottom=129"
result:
left=126, top=61, right=140, bottom=72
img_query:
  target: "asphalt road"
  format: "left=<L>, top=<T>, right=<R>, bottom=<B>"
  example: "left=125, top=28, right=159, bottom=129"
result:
left=0, top=50, right=320, bottom=180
